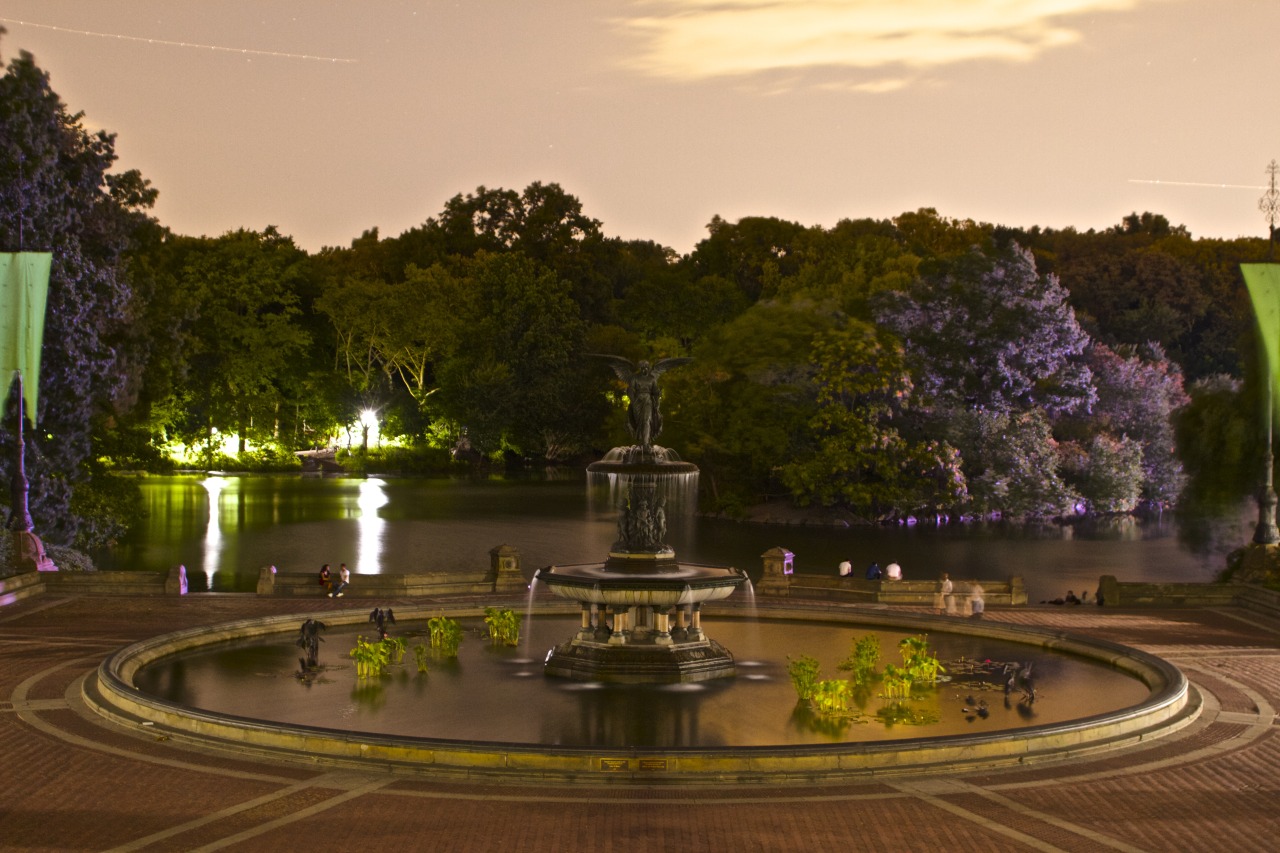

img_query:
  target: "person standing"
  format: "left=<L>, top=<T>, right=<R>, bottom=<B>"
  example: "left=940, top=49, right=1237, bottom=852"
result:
left=329, top=563, right=350, bottom=598
left=968, top=583, right=985, bottom=618
left=935, top=572, right=954, bottom=614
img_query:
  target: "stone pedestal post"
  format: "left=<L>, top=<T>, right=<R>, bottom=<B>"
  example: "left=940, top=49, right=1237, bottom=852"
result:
left=165, top=564, right=188, bottom=595
left=488, top=544, right=525, bottom=592
left=756, top=546, right=793, bottom=596
left=256, top=564, right=277, bottom=595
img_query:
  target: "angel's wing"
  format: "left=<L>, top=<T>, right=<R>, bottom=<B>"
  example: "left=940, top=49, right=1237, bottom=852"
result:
left=651, top=357, right=693, bottom=377
left=587, top=353, right=636, bottom=383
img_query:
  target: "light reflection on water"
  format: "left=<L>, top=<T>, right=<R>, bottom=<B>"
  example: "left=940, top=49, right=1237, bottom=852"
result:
left=133, top=616, right=1150, bottom=749
left=97, top=475, right=1243, bottom=601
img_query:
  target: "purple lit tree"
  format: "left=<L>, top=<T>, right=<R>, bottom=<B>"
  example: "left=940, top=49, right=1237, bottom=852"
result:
left=874, top=244, right=1094, bottom=517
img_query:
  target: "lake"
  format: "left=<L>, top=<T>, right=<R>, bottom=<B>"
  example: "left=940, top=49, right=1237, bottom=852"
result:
left=90, top=474, right=1247, bottom=602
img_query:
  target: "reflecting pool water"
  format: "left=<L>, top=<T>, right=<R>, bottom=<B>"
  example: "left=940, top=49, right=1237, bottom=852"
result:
left=94, top=475, right=1243, bottom=603
left=133, top=616, right=1150, bottom=749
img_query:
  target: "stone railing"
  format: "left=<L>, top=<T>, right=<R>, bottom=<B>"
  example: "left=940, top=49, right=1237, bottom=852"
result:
left=785, top=575, right=1026, bottom=607
left=754, top=545, right=1026, bottom=606
left=1096, top=575, right=1280, bottom=618
left=255, top=544, right=527, bottom=598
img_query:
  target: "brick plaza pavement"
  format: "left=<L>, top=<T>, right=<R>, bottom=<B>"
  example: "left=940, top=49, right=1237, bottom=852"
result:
left=1, top=593, right=1278, bottom=852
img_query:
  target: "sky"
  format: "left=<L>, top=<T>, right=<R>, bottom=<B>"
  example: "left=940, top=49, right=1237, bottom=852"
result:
left=2, top=0, right=1278, bottom=254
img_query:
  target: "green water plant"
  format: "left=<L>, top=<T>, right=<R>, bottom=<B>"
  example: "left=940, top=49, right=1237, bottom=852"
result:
left=382, top=635, right=407, bottom=665
left=349, top=635, right=390, bottom=679
left=483, top=607, right=522, bottom=646
left=898, top=635, right=945, bottom=686
left=880, top=663, right=913, bottom=699
left=787, top=655, right=822, bottom=702
left=837, top=634, right=882, bottom=686
left=412, top=642, right=430, bottom=674
left=428, top=615, right=463, bottom=657
left=811, top=679, right=852, bottom=715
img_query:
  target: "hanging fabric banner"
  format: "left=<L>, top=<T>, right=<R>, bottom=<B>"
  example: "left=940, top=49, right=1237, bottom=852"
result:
left=0, top=252, right=52, bottom=420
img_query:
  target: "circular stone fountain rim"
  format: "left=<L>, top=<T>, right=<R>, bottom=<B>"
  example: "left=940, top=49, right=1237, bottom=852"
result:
left=84, top=604, right=1195, bottom=782
left=536, top=562, right=747, bottom=588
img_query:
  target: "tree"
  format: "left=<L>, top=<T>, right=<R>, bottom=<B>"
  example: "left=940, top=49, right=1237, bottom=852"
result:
left=426, top=252, right=601, bottom=459
left=1080, top=342, right=1189, bottom=503
left=170, top=229, right=311, bottom=461
left=0, top=41, right=156, bottom=542
left=876, top=244, right=1095, bottom=417
left=661, top=299, right=837, bottom=513
left=1057, top=434, right=1144, bottom=514
left=688, top=216, right=814, bottom=302
left=952, top=409, right=1081, bottom=518
left=779, top=323, right=966, bottom=518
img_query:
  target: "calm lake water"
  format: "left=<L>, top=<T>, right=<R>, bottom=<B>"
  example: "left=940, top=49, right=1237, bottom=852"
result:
left=91, top=474, right=1246, bottom=603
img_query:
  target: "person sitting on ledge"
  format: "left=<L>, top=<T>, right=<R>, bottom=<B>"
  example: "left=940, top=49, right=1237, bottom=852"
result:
left=318, top=563, right=331, bottom=593
left=329, top=563, right=350, bottom=598
left=866, top=562, right=882, bottom=580
left=884, top=562, right=903, bottom=581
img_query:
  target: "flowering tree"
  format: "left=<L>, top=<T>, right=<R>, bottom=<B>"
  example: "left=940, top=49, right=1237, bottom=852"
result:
left=876, top=244, right=1095, bottom=417
left=0, top=43, right=155, bottom=542
left=1080, top=342, right=1189, bottom=503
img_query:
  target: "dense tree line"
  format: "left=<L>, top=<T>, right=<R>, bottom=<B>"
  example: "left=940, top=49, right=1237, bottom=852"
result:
left=0, top=41, right=1273, bottom=547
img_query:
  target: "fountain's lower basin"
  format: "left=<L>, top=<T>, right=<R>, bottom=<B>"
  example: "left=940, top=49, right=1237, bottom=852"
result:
left=86, top=605, right=1195, bottom=783
left=535, top=559, right=747, bottom=682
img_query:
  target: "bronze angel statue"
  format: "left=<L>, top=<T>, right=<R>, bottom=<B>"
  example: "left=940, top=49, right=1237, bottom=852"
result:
left=592, top=355, right=692, bottom=448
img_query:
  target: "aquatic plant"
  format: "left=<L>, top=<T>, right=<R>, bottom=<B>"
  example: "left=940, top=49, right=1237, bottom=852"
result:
left=412, top=642, right=430, bottom=674
left=811, top=679, right=852, bottom=715
left=483, top=607, right=522, bottom=646
left=787, top=655, right=822, bottom=702
left=898, top=635, right=945, bottom=685
left=349, top=635, right=390, bottom=679
left=428, top=615, right=463, bottom=657
left=382, top=635, right=407, bottom=665
left=875, top=701, right=940, bottom=727
left=837, top=633, right=882, bottom=686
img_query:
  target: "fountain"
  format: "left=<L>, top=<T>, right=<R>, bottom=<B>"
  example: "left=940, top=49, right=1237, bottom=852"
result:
left=534, top=356, right=747, bottom=682
left=79, top=354, right=1195, bottom=782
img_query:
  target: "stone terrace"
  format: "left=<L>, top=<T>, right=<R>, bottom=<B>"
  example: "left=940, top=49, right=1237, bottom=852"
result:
left=2, top=592, right=1278, bottom=852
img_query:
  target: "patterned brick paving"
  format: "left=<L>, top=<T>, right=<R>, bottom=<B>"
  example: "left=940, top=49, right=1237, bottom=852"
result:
left=1, top=593, right=1278, bottom=851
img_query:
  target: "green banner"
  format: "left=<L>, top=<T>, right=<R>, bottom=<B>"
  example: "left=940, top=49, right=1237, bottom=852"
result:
left=0, top=252, right=52, bottom=420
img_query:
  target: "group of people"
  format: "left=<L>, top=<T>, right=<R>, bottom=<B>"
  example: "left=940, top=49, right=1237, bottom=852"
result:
left=851, top=561, right=902, bottom=581
left=1042, top=589, right=1092, bottom=606
left=839, top=561, right=985, bottom=618
left=317, top=562, right=351, bottom=597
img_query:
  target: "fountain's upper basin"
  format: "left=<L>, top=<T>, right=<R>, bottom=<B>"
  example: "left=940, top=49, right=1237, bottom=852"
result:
left=536, top=560, right=746, bottom=606
left=587, top=444, right=698, bottom=475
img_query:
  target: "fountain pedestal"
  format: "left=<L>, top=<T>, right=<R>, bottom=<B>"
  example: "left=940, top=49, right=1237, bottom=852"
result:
left=537, top=359, right=747, bottom=682
left=538, top=553, right=745, bottom=683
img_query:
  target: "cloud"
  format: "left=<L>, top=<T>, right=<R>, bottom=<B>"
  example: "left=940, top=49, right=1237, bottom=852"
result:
left=619, top=0, right=1151, bottom=85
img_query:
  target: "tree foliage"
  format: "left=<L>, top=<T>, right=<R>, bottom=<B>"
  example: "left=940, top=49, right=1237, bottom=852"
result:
left=0, top=43, right=155, bottom=542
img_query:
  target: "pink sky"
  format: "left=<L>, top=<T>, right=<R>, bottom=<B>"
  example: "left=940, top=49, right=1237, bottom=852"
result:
left=3, top=0, right=1277, bottom=252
